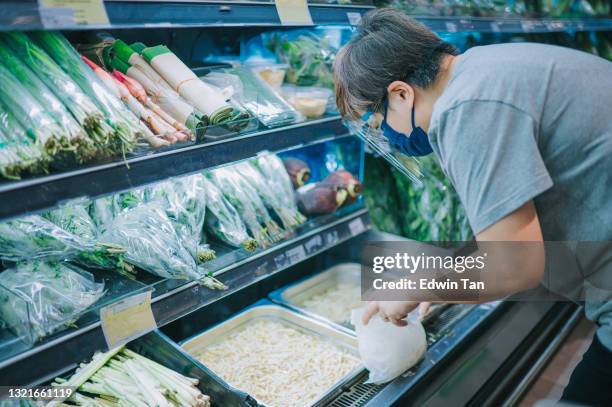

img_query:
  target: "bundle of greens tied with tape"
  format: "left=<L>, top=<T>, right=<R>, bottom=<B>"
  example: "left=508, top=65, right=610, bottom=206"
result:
left=0, top=261, right=104, bottom=343
left=363, top=154, right=472, bottom=242
left=207, top=166, right=285, bottom=248
left=202, top=176, right=258, bottom=252
left=0, top=203, right=132, bottom=275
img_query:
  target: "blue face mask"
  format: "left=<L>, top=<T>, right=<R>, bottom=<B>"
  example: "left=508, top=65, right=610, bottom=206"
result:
left=364, top=99, right=433, bottom=157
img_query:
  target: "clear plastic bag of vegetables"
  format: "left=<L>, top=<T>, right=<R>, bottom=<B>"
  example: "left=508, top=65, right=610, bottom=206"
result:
left=264, top=30, right=336, bottom=88
left=0, top=207, right=129, bottom=272
left=146, top=173, right=209, bottom=262
left=100, top=201, right=199, bottom=280
left=238, top=156, right=306, bottom=229
left=202, top=176, right=257, bottom=252
left=207, top=166, right=285, bottom=247
left=0, top=261, right=104, bottom=344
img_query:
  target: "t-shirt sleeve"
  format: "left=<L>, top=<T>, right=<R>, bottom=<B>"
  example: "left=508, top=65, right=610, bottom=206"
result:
left=432, top=100, right=553, bottom=235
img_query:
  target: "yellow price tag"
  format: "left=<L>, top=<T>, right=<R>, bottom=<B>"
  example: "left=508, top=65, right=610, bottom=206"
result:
left=39, top=0, right=109, bottom=27
left=100, top=291, right=157, bottom=349
left=275, top=0, right=313, bottom=26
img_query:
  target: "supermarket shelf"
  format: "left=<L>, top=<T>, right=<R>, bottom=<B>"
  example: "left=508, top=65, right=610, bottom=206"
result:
left=0, top=116, right=348, bottom=222
left=0, top=1, right=373, bottom=31
left=0, top=207, right=371, bottom=388
left=418, top=16, right=612, bottom=33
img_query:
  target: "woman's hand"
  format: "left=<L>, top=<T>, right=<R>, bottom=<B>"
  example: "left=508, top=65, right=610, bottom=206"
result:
left=362, top=301, right=431, bottom=326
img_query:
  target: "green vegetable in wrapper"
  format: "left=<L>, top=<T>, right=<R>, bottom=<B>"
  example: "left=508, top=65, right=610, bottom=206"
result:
left=267, top=31, right=335, bottom=88
left=0, top=64, right=66, bottom=159
left=202, top=177, right=257, bottom=252
left=207, top=166, right=285, bottom=247
left=141, top=45, right=234, bottom=125
left=30, top=31, right=142, bottom=154
left=0, top=108, right=46, bottom=179
left=236, top=159, right=306, bottom=229
left=0, top=261, right=104, bottom=343
left=0, top=32, right=125, bottom=157
left=146, top=173, right=211, bottom=262
left=0, top=42, right=93, bottom=163
left=100, top=201, right=200, bottom=280
left=0, top=211, right=129, bottom=273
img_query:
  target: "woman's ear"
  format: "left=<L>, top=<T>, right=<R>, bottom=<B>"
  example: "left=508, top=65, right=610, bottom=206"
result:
left=387, top=80, right=415, bottom=110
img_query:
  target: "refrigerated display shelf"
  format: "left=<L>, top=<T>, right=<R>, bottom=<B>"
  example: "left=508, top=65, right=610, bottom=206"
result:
left=0, top=0, right=373, bottom=31
left=0, top=116, right=348, bottom=222
left=0, top=207, right=371, bottom=388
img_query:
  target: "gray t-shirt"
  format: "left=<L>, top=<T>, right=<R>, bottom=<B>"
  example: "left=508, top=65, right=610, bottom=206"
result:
left=428, top=43, right=612, bottom=347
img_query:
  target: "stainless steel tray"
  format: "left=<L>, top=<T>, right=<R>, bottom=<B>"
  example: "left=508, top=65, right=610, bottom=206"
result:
left=180, top=302, right=364, bottom=407
left=269, top=263, right=450, bottom=336
left=269, top=263, right=362, bottom=335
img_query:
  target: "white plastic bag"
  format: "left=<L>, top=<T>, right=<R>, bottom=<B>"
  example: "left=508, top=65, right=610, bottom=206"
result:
left=351, top=307, right=427, bottom=384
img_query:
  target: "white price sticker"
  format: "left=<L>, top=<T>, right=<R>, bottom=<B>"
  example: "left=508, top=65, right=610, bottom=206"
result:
left=285, top=245, right=306, bottom=264
left=347, top=12, right=362, bottom=26
left=348, top=218, right=366, bottom=236
left=445, top=22, right=458, bottom=32
left=304, top=235, right=323, bottom=254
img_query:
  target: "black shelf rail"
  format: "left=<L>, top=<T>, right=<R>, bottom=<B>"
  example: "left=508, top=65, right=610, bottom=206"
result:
left=0, top=117, right=348, bottom=222
left=0, top=0, right=373, bottom=31
left=419, top=15, right=612, bottom=33
left=1, top=1, right=610, bottom=32
left=0, top=207, right=371, bottom=387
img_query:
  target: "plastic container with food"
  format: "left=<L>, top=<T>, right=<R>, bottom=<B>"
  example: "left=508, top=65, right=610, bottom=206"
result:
left=251, top=63, right=288, bottom=90
left=281, top=85, right=332, bottom=119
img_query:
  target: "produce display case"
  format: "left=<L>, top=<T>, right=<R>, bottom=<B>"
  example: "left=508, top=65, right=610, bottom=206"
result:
left=0, top=1, right=605, bottom=406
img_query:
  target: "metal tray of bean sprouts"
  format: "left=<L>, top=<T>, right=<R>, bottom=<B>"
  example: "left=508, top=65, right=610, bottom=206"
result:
left=269, top=263, right=450, bottom=336
left=179, top=301, right=364, bottom=407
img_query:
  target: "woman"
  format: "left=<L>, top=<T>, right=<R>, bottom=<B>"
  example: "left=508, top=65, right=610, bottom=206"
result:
left=334, top=8, right=612, bottom=404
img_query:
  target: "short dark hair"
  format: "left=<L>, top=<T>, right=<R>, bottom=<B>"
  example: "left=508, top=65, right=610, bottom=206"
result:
left=334, top=8, right=457, bottom=120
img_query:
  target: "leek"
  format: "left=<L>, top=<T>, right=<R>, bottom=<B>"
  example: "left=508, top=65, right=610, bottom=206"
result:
left=29, top=31, right=142, bottom=154
left=0, top=105, right=46, bottom=179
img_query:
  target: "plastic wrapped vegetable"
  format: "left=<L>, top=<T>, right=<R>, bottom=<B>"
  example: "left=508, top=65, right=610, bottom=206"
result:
left=0, top=108, right=46, bottom=179
left=0, top=42, right=92, bottom=161
left=207, top=167, right=284, bottom=247
left=234, top=160, right=305, bottom=229
left=0, top=211, right=128, bottom=272
left=146, top=174, right=209, bottom=261
left=44, top=203, right=132, bottom=273
left=0, top=261, right=104, bottom=343
left=141, top=45, right=233, bottom=124
left=253, top=153, right=304, bottom=217
left=202, top=177, right=257, bottom=252
left=100, top=201, right=199, bottom=280
left=30, top=31, right=143, bottom=153
left=266, top=31, right=335, bottom=88
left=0, top=32, right=118, bottom=156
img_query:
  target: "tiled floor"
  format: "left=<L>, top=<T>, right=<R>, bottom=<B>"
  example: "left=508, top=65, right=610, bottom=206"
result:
left=518, top=318, right=596, bottom=406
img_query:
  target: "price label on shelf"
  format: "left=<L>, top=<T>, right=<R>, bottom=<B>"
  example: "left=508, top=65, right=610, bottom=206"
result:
left=100, top=291, right=157, bottom=349
left=38, top=0, right=109, bottom=28
left=325, top=230, right=340, bottom=246
left=285, top=245, right=306, bottom=264
left=274, top=0, right=313, bottom=26
left=304, top=235, right=323, bottom=255
left=445, top=22, right=458, bottom=33
left=348, top=217, right=366, bottom=236
left=347, top=12, right=362, bottom=26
